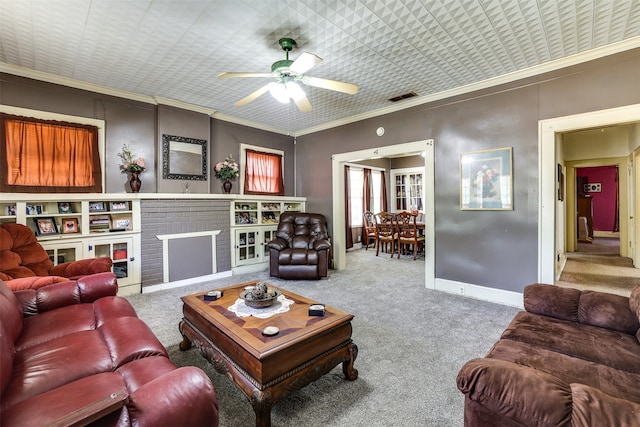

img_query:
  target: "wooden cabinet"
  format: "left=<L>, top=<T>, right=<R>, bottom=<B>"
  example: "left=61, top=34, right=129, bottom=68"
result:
left=1, top=195, right=141, bottom=295
left=577, top=196, right=594, bottom=241
left=230, top=197, right=305, bottom=273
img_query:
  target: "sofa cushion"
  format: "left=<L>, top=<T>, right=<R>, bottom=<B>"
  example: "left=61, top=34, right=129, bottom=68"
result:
left=630, top=284, right=640, bottom=340
left=4, top=330, right=114, bottom=409
left=278, top=248, right=319, bottom=265
left=487, top=339, right=640, bottom=403
left=501, top=311, right=640, bottom=374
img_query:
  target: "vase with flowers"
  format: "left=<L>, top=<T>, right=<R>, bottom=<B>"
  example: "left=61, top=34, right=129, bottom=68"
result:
left=117, top=144, right=146, bottom=193
left=214, top=155, right=239, bottom=193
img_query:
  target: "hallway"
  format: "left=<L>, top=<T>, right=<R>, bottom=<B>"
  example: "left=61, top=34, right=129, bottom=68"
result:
left=556, top=237, right=640, bottom=297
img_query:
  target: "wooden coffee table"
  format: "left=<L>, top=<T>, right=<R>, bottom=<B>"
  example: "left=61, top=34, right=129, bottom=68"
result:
left=179, top=281, right=358, bottom=427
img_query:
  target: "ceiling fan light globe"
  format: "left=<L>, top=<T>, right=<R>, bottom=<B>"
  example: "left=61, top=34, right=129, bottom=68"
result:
left=269, top=83, right=290, bottom=104
left=286, top=81, right=305, bottom=100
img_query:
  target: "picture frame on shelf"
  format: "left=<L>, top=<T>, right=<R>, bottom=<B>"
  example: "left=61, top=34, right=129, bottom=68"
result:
left=5, top=205, right=16, bottom=216
left=61, top=218, right=79, bottom=234
left=33, top=217, right=58, bottom=236
left=460, top=147, right=513, bottom=210
left=89, top=201, right=106, bottom=212
left=111, top=216, right=132, bottom=230
left=58, top=202, right=72, bottom=214
left=109, top=201, right=129, bottom=211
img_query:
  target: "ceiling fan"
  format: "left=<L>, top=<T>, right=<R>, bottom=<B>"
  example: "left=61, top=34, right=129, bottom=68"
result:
left=218, top=38, right=359, bottom=112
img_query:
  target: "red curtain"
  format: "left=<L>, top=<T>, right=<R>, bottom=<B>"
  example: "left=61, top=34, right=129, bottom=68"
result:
left=381, top=171, right=388, bottom=212
left=1, top=114, right=101, bottom=193
left=345, top=165, right=353, bottom=249
left=243, top=149, right=284, bottom=195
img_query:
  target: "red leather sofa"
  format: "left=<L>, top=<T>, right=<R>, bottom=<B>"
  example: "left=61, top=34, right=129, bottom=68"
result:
left=457, top=283, right=640, bottom=426
left=0, top=223, right=113, bottom=291
left=0, top=273, right=219, bottom=427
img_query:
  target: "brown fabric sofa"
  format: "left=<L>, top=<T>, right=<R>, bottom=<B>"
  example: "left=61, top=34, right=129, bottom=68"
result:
left=0, top=223, right=113, bottom=290
left=457, top=283, right=640, bottom=426
left=0, top=273, right=219, bottom=427
left=267, top=212, right=331, bottom=280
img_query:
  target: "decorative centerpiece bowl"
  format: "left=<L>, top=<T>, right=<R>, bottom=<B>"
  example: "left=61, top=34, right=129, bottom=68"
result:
left=239, top=283, right=281, bottom=308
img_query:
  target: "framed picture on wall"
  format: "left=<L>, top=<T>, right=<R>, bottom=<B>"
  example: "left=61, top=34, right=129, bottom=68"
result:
left=460, top=147, right=513, bottom=210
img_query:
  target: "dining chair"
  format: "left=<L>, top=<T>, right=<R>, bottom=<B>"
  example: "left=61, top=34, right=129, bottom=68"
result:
left=375, top=212, right=397, bottom=257
left=362, top=211, right=378, bottom=250
left=395, top=211, right=425, bottom=260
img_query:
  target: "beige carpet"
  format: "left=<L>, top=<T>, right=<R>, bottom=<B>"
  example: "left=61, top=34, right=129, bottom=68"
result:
left=557, top=237, right=640, bottom=297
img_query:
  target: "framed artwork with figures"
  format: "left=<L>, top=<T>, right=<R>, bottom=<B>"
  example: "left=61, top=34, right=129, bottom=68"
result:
left=460, top=147, right=513, bottom=210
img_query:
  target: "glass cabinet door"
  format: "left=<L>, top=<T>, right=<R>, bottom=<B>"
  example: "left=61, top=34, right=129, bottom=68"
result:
left=235, top=229, right=260, bottom=266
left=392, top=168, right=423, bottom=212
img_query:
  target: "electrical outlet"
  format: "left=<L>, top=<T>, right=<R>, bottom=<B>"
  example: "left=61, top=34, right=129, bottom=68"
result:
left=459, top=286, right=465, bottom=295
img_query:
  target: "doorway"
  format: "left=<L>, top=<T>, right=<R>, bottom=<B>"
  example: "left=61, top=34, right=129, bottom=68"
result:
left=539, top=103, right=640, bottom=285
left=331, top=140, right=435, bottom=289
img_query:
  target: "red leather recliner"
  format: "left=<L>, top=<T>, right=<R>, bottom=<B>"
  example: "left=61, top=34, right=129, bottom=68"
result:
left=0, top=223, right=113, bottom=290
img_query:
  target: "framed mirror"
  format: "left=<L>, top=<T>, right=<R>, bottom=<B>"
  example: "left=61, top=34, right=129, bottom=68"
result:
left=162, top=134, right=207, bottom=180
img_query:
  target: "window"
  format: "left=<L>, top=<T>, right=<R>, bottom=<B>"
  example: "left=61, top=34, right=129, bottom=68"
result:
left=0, top=106, right=105, bottom=193
left=240, top=144, right=284, bottom=195
left=1, top=113, right=102, bottom=193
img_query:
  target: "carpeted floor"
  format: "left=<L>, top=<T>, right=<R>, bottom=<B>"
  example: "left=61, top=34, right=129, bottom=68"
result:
left=558, top=237, right=640, bottom=297
left=126, top=249, right=520, bottom=427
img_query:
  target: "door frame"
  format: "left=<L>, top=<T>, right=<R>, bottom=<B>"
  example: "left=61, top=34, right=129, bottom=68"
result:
left=539, top=103, right=640, bottom=283
left=331, top=140, right=435, bottom=289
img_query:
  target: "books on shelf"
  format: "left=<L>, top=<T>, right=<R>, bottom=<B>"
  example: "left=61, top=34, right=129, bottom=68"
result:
left=89, top=215, right=110, bottom=232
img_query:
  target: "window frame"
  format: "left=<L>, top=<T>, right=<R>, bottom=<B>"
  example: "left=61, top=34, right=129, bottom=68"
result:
left=0, top=105, right=106, bottom=193
left=239, top=143, right=284, bottom=195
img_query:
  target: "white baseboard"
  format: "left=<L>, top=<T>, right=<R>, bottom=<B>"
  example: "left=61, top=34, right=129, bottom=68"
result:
left=434, top=278, right=524, bottom=308
left=142, top=270, right=233, bottom=294
left=231, top=263, right=269, bottom=275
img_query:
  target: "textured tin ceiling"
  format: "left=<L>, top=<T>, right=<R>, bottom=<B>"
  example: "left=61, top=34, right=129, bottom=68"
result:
left=1, top=0, right=639, bottom=135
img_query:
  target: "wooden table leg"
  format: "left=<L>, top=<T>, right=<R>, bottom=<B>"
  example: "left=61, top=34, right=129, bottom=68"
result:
left=342, top=342, right=359, bottom=380
left=251, top=389, right=274, bottom=427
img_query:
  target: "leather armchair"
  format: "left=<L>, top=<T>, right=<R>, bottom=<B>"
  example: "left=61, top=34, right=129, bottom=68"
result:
left=0, top=223, right=112, bottom=290
left=267, top=212, right=331, bottom=279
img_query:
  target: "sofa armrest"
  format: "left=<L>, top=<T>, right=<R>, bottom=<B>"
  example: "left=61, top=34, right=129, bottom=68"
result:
left=457, top=358, right=572, bottom=427
left=524, top=283, right=639, bottom=335
left=49, top=257, right=113, bottom=279
left=266, top=237, right=289, bottom=251
left=14, top=272, right=118, bottom=316
left=0, top=372, right=127, bottom=427
left=313, top=238, right=331, bottom=251
left=127, top=367, right=219, bottom=427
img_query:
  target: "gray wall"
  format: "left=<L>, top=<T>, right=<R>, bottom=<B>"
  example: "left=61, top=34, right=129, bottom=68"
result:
left=296, top=48, right=640, bottom=293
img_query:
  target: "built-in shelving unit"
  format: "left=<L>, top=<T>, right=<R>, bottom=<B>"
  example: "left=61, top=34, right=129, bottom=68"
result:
left=1, top=195, right=141, bottom=295
left=230, top=197, right=305, bottom=273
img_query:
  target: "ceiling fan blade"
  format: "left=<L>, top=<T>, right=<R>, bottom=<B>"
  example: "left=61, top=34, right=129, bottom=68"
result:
left=289, top=52, right=323, bottom=74
left=292, top=92, right=313, bottom=112
left=302, top=76, right=359, bottom=95
left=234, top=84, right=272, bottom=107
left=218, top=72, right=274, bottom=78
